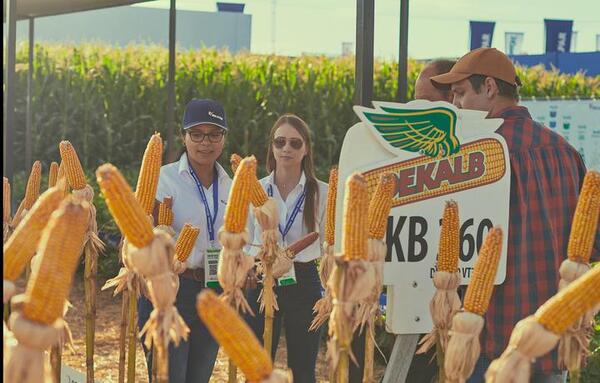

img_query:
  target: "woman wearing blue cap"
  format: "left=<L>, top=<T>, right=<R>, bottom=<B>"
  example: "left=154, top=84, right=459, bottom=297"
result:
left=138, top=99, right=232, bottom=382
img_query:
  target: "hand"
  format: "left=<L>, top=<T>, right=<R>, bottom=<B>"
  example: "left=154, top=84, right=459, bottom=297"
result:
left=244, top=268, right=258, bottom=290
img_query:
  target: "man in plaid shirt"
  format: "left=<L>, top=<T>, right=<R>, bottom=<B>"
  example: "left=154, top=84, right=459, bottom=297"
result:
left=431, top=47, right=600, bottom=382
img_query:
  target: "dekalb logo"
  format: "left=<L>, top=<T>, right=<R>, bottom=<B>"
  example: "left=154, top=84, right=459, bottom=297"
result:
left=363, top=138, right=507, bottom=207
left=359, top=105, right=460, bottom=158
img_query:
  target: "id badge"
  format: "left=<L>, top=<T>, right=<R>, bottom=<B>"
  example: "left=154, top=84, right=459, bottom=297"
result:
left=277, top=263, right=297, bottom=286
left=205, top=248, right=221, bottom=288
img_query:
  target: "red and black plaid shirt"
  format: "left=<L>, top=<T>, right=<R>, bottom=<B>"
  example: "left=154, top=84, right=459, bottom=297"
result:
left=481, top=105, right=600, bottom=374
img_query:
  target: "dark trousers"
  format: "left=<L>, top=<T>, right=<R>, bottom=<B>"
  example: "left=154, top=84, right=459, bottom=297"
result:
left=245, top=261, right=323, bottom=383
left=138, top=276, right=220, bottom=383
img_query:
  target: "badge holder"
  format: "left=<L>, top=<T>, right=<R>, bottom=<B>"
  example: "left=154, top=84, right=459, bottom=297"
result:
left=277, top=263, right=297, bottom=286
left=205, top=248, right=221, bottom=288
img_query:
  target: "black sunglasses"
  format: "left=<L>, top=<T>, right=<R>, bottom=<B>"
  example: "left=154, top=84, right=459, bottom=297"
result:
left=272, top=136, right=304, bottom=150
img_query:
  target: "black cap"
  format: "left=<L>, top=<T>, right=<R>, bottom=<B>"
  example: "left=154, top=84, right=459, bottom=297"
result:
left=182, top=99, right=228, bottom=131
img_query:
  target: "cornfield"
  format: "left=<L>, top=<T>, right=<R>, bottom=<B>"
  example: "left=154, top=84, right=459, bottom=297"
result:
left=9, top=43, right=599, bottom=179
left=7, top=42, right=600, bottom=276
left=4, top=43, right=600, bottom=382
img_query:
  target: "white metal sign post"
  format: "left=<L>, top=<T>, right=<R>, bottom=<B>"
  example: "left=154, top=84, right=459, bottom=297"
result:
left=336, top=100, right=511, bottom=381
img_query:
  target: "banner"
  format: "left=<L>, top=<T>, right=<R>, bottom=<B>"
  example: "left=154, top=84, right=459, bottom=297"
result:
left=338, top=101, right=511, bottom=334
left=521, top=99, right=600, bottom=171
left=505, top=32, right=524, bottom=55
left=544, top=19, right=573, bottom=53
left=469, top=21, right=495, bottom=50
left=571, top=31, right=578, bottom=52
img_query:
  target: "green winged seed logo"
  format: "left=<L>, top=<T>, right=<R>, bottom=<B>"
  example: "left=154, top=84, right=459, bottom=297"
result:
left=363, top=106, right=460, bottom=158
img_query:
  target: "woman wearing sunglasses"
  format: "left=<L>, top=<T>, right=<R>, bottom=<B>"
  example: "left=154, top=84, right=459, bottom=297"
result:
left=245, top=114, right=328, bottom=383
left=138, top=99, right=232, bottom=383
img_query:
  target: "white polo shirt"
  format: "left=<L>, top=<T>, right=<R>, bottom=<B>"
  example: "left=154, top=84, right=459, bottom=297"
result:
left=156, top=153, right=232, bottom=269
left=248, top=172, right=328, bottom=263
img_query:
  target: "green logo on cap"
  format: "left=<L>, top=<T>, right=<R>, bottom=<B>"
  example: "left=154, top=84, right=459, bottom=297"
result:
left=361, top=106, right=460, bottom=158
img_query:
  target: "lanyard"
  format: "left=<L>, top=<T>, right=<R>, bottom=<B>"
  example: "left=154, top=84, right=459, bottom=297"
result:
left=189, top=166, right=219, bottom=242
left=267, top=184, right=306, bottom=241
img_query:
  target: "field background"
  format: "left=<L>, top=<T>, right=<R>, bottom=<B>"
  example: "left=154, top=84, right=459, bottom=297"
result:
left=7, top=43, right=600, bottom=381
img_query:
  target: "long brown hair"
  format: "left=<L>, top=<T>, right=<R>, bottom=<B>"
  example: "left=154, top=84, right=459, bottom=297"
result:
left=266, top=114, right=319, bottom=232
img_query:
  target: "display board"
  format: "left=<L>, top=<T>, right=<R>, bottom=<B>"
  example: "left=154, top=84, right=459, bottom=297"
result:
left=521, top=99, right=600, bottom=171
left=337, top=100, right=511, bottom=334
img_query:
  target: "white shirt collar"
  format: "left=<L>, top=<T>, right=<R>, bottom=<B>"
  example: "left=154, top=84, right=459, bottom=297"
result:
left=178, top=152, right=229, bottom=182
left=266, top=170, right=307, bottom=190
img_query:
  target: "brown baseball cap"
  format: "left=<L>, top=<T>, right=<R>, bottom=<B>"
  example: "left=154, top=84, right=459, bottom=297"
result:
left=430, top=48, right=521, bottom=88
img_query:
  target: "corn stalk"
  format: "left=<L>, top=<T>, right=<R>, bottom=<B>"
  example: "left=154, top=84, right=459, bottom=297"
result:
left=84, top=245, right=97, bottom=383
left=118, top=292, right=128, bottom=383
left=127, top=287, right=137, bottom=383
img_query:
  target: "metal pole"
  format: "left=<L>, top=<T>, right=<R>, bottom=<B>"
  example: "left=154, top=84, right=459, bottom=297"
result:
left=4, top=0, right=17, bottom=183
left=166, top=0, right=177, bottom=162
left=348, top=2, right=374, bottom=381
left=354, top=0, right=374, bottom=107
left=26, top=18, right=35, bottom=170
left=397, top=0, right=409, bottom=102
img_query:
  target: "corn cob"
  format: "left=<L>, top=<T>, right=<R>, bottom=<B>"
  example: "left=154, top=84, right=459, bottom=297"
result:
left=175, top=224, right=200, bottom=262
left=325, top=167, right=338, bottom=245
left=4, top=186, right=66, bottom=281
left=368, top=173, right=396, bottom=240
left=56, top=161, right=69, bottom=195
left=57, top=161, right=66, bottom=183
left=463, top=227, right=503, bottom=315
left=157, top=196, right=174, bottom=226
left=567, top=170, right=600, bottom=263
left=135, top=133, right=163, bottom=215
left=230, top=153, right=243, bottom=173
left=197, top=289, right=273, bottom=382
left=48, top=162, right=59, bottom=189
left=485, top=266, right=600, bottom=383
left=224, top=156, right=255, bottom=233
left=3, top=177, right=10, bottom=223
left=341, top=173, right=369, bottom=261
left=537, top=265, right=600, bottom=335
left=437, top=201, right=460, bottom=273
left=59, top=141, right=87, bottom=190
left=22, top=198, right=89, bottom=325
left=286, top=232, right=319, bottom=258
left=232, top=154, right=268, bottom=207
left=96, top=164, right=154, bottom=249
left=249, top=169, right=268, bottom=208
left=24, top=161, right=42, bottom=210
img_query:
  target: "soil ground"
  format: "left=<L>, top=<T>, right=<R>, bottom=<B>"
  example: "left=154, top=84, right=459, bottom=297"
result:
left=13, top=275, right=386, bottom=382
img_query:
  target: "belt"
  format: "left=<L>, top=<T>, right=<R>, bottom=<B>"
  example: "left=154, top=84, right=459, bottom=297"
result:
left=181, top=267, right=205, bottom=283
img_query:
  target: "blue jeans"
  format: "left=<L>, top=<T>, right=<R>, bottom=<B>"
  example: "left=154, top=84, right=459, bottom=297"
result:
left=245, top=261, right=323, bottom=383
left=138, top=276, right=220, bottom=383
left=467, top=355, right=567, bottom=383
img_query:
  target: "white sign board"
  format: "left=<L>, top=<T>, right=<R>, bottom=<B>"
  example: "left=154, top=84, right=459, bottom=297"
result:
left=521, top=99, right=600, bottom=171
left=336, top=101, right=511, bottom=334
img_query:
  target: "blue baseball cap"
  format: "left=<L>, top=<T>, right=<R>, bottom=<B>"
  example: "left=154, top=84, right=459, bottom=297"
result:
left=182, top=99, right=228, bottom=131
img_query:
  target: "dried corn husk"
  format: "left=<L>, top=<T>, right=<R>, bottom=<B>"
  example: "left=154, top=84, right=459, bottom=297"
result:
left=327, top=173, right=376, bottom=380
left=310, top=167, right=339, bottom=332
left=556, top=171, right=600, bottom=372
left=218, top=228, right=255, bottom=315
left=418, top=201, right=462, bottom=355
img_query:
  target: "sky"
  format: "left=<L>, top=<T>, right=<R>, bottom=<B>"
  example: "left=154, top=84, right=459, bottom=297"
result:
left=137, top=0, right=600, bottom=59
